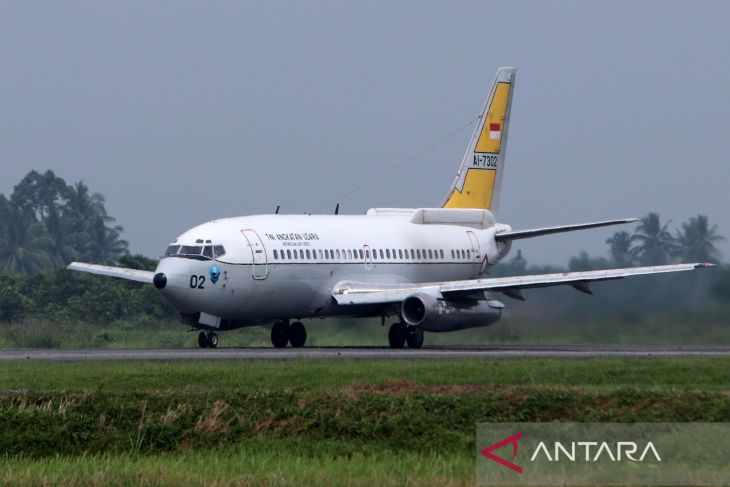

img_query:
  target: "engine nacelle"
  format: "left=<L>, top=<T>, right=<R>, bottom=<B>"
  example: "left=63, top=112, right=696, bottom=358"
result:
left=400, top=293, right=503, bottom=332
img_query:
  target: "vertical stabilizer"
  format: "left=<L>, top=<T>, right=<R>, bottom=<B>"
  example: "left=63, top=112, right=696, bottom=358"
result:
left=442, top=67, right=516, bottom=214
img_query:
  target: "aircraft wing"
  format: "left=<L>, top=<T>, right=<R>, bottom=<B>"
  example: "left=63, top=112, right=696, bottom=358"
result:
left=67, top=262, right=155, bottom=284
left=332, top=263, right=714, bottom=305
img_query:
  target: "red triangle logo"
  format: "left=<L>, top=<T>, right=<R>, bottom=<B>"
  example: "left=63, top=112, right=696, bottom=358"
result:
left=481, top=431, right=523, bottom=473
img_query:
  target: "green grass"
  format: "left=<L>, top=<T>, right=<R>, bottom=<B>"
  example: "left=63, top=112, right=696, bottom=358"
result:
left=0, top=441, right=472, bottom=486
left=0, top=358, right=728, bottom=485
left=1, top=357, right=729, bottom=393
left=2, top=301, right=730, bottom=350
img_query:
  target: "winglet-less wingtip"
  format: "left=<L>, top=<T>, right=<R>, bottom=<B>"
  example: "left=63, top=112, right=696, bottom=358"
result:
left=694, top=263, right=717, bottom=269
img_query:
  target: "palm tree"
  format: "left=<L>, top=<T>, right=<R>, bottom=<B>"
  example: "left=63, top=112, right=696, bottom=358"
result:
left=44, top=208, right=82, bottom=266
left=65, top=181, right=109, bottom=224
left=606, top=231, right=635, bottom=266
left=0, top=201, right=55, bottom=274
left=631, top=213, right=678, bottom=265
left=81, top=217, right=129, bottom=265
left=675, top=215, right=724, bottom=263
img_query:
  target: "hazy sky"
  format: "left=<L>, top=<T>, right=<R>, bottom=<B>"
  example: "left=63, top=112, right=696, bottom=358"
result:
left=1, top=1, right=728, bottom=264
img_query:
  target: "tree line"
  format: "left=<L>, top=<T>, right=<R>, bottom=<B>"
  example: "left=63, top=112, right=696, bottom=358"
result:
left=0, top=170, right=130, bottom=274
left=500, top=212, right=724, bottom=276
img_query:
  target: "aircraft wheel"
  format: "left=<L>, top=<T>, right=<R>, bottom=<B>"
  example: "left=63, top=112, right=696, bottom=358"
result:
left=388, top=322, right=407, bottom=349
left=198, top=331, right=209, bottom=348
left=271, top=321, right=290, bottom=348
left=207, top=332, right=218, bottom=348
left=289, top=322, right=307, bottom=348
left=406, top=326, right=424, bottom=349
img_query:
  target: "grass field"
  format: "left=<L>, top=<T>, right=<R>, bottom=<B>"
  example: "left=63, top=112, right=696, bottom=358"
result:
left=1, top=358, right=729, bottom=485
left=3, top=304, right=730, bottom=350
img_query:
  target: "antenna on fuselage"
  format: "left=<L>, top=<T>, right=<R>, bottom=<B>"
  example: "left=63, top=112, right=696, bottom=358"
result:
left=275, top=205, right=280, bottom=214
left=334, top=203, right=339, bottom=215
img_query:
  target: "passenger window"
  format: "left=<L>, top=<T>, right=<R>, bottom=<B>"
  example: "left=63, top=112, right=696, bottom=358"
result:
left=335, top=249, right=340, bottom=259
left=416, top=249, right=421, bottom=259
left=377, top=249, right=382, bottom=259
left=305, top=249, right=311, bottom=259
left=427, top=249, right=432, bottom=259
left=386, top=249, right=391, bottom=259
left=410, top=249, right=415, bottom=259
left=273, top=249, right=279, bottom=260
left=286, top=249, right=291, bottom=259
left=439, top=249, right=444, bottom=259
left=398, top=249, right=403, bottom=259
left=359, top=249, right=364, bottom=259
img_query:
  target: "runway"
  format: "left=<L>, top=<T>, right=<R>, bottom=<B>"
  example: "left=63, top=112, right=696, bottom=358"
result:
left=1, top=345, right=729, bottom=361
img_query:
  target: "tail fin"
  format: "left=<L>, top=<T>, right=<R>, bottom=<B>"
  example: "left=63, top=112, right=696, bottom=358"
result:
left=442, top=67, right=516, bottom=214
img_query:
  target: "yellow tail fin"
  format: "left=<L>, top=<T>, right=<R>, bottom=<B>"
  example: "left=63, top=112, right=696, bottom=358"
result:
left=442, top=67, right=516, bottom=213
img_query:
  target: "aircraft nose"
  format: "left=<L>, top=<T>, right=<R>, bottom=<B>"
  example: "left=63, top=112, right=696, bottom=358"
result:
left=153, top=258, right=196, bottom=313
left=153, top=273, right=167, bottom=289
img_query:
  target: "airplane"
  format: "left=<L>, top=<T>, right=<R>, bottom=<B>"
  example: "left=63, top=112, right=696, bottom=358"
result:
left=67, top=67, right=714, bottom=349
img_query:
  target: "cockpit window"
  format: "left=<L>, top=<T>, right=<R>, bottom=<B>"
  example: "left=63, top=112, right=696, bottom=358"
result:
left=180, top=245, right=203, bottom=255
left=164, top=242, right=225, bottom=260
left=165, top=245, right=180, bottom=256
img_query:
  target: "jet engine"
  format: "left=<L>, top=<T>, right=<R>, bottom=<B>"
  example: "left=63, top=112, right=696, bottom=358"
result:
left=400, top=293, right=503, bottom=332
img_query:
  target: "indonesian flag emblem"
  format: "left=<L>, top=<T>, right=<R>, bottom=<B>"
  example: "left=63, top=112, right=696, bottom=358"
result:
left=489, top=122, right=501, bottom=140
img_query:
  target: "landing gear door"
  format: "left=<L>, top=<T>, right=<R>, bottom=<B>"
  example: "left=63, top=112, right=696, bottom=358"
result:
left=241, top=229, right=268, bottom=280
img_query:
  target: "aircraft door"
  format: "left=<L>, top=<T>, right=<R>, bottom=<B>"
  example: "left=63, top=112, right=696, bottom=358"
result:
left=363, top=244, right=373, bottom=270
left=466, top=230, right=481, bottom=262
left=467, top=230, right=489, bottom=277
left=241, top=229, right=268, bottom=279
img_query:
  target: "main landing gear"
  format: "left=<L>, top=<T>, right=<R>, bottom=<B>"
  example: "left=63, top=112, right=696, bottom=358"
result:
left=198, top=331, right=218, bottom=348
left=271, top=321, right=307, bottom=348
left=388, top=322, right=424, bottom=349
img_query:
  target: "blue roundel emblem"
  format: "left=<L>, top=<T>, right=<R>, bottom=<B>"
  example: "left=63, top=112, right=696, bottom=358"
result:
left=209, top=265, right=221, bottom=284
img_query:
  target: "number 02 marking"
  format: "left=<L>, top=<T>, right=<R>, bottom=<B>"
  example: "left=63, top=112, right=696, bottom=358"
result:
left=189, top=275, right=205, bottom=289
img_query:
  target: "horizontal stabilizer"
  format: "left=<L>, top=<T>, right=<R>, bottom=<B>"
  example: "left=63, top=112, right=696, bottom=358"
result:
left=67, top=262, right=154, bottom=284
left=494, top=218, right=638, bottom=242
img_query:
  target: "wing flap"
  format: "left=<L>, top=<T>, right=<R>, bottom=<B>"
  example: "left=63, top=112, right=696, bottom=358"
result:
left=67, top=262, right=155, bottom=284
left=333, top=263, right=714, bottom=305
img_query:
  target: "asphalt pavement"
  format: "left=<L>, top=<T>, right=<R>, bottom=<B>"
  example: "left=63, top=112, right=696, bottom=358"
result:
left=0, top=345, right=728, bottom=361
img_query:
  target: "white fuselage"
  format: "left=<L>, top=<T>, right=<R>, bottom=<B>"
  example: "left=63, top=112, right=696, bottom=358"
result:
left=154, top=210, right=511, bottom=329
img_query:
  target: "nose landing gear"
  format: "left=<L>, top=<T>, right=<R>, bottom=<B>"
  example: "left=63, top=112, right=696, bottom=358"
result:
left=198, top=331, right=218, bottom=348
left=270, top=321, right=307, bottom=348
